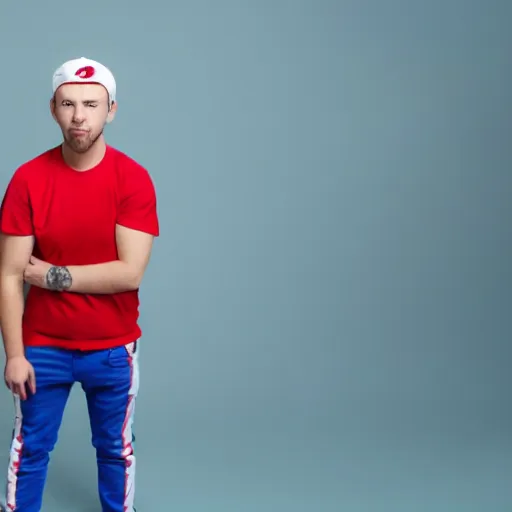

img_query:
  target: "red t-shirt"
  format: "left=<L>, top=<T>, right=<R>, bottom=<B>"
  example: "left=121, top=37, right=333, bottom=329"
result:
left=0, top=145, right=159, bottom=351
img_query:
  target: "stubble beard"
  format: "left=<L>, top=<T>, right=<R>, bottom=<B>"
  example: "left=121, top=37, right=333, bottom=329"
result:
left=64, top=129, right=104, bottom=154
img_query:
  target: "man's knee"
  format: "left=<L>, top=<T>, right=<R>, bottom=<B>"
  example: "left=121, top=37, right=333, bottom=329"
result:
left=93, top=434, right=134, bottom=461
left=11, top=431, right=57, bottom=465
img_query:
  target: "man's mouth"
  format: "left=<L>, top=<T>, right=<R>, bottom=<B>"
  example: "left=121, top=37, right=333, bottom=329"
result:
left=69, top=128, right=88, bottom=135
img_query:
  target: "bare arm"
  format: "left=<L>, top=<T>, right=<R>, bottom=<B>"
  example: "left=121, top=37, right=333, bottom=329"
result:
left=0, top=234, right=34, bottom=359
left=53, top=225, right=154, bottom=294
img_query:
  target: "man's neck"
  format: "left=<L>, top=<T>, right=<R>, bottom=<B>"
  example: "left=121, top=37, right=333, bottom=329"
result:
left=61, top=136, right=107, bottom=171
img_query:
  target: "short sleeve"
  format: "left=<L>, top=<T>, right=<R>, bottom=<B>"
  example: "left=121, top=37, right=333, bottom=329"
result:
left=117, top=165, right=159, bottom=236
left=0, top=168, right=33, bottom=236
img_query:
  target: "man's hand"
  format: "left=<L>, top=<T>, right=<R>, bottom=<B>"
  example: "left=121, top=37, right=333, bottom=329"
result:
left=23, top=256, right=52, bottom=289
left=4, top=356, right=36, bottom=400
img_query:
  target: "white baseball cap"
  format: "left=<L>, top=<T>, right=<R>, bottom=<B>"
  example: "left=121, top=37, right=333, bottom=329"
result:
left=52, top=57, right=116, bottom=104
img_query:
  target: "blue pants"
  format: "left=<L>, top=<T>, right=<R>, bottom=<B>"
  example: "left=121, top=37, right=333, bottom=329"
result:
left=4, top=342, right=139, bottom=512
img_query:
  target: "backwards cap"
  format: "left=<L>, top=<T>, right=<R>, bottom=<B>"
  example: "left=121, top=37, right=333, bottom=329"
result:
left=52, top=57, right=116, bottom=104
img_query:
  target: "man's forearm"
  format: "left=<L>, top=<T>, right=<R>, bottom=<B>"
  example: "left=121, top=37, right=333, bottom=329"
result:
left=26, top=226, right=153, bottom=294
left=0, top=275, right=26, bottom=359
left=61, top=261, right=140, bottom=294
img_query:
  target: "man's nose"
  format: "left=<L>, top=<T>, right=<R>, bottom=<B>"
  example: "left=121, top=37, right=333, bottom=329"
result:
left=72, top=107, right=86, bottom=123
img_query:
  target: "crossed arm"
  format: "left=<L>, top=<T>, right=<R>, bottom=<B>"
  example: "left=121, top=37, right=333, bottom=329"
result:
left=23, top=225, right=154, bottom=294
left=0, top=225, right=153, bottom=362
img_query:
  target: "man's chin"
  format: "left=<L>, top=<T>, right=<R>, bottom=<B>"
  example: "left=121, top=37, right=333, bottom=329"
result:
left=64, top=138, right=93, bottom=154
left=63, top=128, right=103, bottom=154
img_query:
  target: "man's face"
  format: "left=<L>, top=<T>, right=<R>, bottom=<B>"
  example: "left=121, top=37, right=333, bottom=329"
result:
left=51, top=83, right=116, bottom=153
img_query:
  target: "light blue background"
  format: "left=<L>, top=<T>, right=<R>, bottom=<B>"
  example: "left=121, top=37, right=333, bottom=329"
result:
left=0, top=1, right=511, bottom=510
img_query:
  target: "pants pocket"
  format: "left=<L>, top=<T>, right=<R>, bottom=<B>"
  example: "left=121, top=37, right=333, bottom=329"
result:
left=107, top=341, right=137, bottom=368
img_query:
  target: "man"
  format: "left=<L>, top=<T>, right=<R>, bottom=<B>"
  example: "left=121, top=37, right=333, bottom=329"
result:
left=0, top=57, right=159, bottom=511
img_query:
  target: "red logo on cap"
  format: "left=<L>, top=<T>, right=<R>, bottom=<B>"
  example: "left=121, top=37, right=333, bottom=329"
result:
left=75, top=66, right=95, bottom=79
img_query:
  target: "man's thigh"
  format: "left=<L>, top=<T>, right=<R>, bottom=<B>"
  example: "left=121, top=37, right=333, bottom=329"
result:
left=77, top=342, right=139, bottom=449
left=18, top=346, right=74, bottom=445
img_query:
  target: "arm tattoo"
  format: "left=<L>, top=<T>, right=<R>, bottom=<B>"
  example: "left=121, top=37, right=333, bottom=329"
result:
left=45, top=266, right=73, bottom=291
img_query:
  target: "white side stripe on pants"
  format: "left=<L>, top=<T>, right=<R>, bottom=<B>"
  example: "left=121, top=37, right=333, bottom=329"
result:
left=6, top=395, right=24, bottom=511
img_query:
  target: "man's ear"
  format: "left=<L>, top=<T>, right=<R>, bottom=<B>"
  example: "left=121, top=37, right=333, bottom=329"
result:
left=49, top=98, right=57, bottom=121
left=106, top=101, right=117, bottom=124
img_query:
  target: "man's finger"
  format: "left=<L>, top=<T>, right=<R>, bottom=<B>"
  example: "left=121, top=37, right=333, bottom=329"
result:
left=27, top=369, right=36, bottom=395
left=14, top=382, right=27, bottom=401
